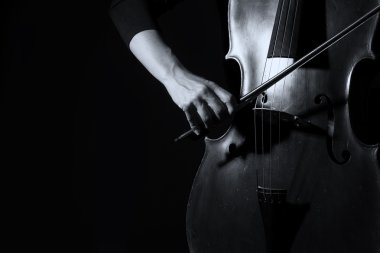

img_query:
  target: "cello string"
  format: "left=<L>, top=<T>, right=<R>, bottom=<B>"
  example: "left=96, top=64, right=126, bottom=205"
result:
left=278, top=0, right=300, bottom=177
left=253, top=47, right=271, bottom=188
left=269, top=0, right=294, bottom=193
left=259, top=0, right=287, bottom=191
left=253, top=0, right=286, bottom=189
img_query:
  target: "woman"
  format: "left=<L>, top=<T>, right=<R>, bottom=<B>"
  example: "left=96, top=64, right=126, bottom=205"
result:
left=110, top=0, right=237, bottom=135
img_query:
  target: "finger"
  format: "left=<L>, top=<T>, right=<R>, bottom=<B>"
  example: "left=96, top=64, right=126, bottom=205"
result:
left=206, top=82, right=238, bottom=116
left=193, top=100, right=215, bottom=129
left=202, top=90, right=229, bottom=121
left=184, top=104, right=203, bottom=135
left=225, top=95, right=238, bottom=116
left=213, top=89, right=238, bottom=115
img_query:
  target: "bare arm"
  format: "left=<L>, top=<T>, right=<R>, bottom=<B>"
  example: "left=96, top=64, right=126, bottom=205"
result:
left=129, top=30, right=237, bottom=133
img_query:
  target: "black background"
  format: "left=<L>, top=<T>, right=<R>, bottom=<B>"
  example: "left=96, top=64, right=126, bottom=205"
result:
left=2, top=0, right=229, bottom=252
left=2, top=1, right=379, bottom=252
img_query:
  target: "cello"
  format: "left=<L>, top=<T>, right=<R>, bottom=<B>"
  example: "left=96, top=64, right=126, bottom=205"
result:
left=184, top=0, right=380, bottom=252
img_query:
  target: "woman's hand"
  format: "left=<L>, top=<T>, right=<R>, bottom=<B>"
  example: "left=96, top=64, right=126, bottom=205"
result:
left=163, top=64, right=237, bottom=133
left=129, top=29, right=237, bottom=133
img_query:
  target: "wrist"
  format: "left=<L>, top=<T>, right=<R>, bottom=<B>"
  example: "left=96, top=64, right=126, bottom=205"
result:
left=159, top=54, right=188, bottom=88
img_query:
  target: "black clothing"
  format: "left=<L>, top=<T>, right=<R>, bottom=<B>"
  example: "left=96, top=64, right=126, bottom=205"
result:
left=109, top=0, right=184, bottom=45
left=109, top=0, right=231, bottom=52
left=109, top=0, right=328, bottom=62
left=109, top=0, right=239, bottom=94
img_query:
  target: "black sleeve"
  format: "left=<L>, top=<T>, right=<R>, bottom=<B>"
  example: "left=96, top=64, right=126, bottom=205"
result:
left=109, top=0, right=183, bottom=46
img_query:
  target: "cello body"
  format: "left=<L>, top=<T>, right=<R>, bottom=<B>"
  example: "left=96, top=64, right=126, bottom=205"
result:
left=186, top=0, right=380, bottom=252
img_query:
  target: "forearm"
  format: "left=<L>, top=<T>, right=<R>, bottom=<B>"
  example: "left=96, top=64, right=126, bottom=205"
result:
left=110, top=0, right=236, bottom=131
left=129, top=29, right=185, bottom=87
left=118, top=23, right=237, bottom=133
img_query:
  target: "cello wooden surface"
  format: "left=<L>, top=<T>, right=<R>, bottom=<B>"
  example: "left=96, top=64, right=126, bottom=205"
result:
left=186, top=0, right=380, bottom=252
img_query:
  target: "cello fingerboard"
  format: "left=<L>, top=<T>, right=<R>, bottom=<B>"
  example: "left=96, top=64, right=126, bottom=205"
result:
left=268, top=0, right=302, bottom=58
left=268, top=0, right=328, bottom=66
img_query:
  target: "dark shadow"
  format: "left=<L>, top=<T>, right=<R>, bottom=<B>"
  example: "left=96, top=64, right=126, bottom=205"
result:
left=268, top=0, right=329, bottom=69
left=258, top=188, right=310, bottom=253
left=349, top=58, right=380, bottom=145
left=238, top=108, right=325, bottom=154
left=297, top=0, right=329, bottom=68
